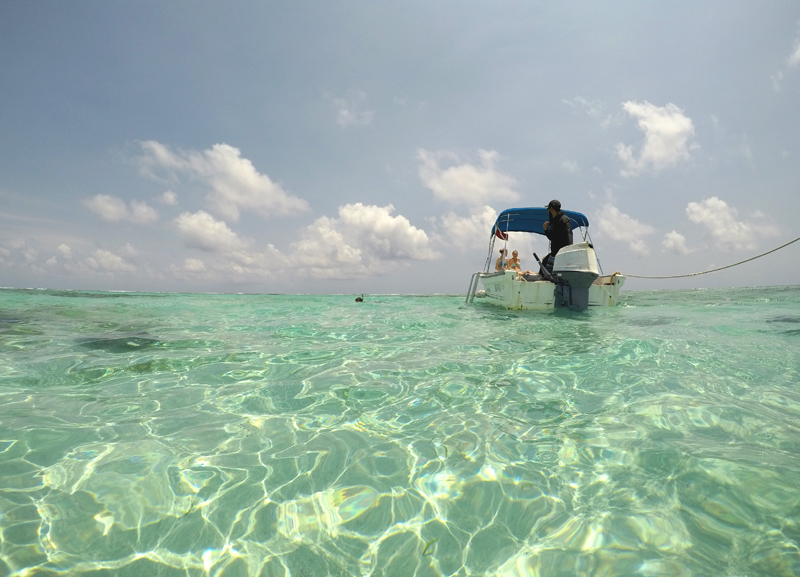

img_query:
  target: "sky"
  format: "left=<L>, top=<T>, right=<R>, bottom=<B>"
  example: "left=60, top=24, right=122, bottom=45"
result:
left=1, top=1, right=799, bottom=294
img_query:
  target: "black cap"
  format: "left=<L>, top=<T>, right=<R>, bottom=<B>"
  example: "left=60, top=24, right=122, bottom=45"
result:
left=547, top=199, right=561, bottom=211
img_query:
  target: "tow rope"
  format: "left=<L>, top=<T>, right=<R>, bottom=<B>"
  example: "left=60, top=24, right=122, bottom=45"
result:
left=621, top=235, right=800, bottom=279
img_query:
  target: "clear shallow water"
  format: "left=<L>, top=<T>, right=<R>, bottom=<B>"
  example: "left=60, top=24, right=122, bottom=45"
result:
left=0, top=287, right=799, bottom=577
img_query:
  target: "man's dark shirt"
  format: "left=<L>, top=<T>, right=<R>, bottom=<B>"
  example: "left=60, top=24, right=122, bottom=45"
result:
left=545, top=210, right=573, bottom=257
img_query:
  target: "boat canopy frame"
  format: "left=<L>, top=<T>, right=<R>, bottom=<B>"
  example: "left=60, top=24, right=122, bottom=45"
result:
left=490, top=207, right=589, bottom=238
left=483, top=207, right=593, bottom=273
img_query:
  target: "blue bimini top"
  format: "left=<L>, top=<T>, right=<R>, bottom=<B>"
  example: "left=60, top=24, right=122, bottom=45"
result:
left=490, top=207, right=589, bottom=238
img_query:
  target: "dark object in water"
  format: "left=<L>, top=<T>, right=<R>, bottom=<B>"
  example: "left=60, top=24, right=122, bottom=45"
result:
left=76, top=335, right=162, bottom=353
left=355, top=295, right=364, bottom=302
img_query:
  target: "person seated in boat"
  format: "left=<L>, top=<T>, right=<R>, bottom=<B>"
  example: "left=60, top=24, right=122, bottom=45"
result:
left=541, top=199, right=573, bottom=274
left=495, top=248, right=509, bottom=271
left=508, top=250, right=537, bottom=279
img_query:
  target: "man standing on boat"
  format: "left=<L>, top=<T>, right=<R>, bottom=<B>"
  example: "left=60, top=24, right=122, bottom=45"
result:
left=542, top=199, right=573, bottom=273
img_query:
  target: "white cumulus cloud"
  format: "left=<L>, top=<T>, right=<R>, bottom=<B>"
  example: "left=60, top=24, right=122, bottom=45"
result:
left=435, top=205, right=499, bottom=252
left=120, top=243, right=138, bottom=258
left=564, top=96, right=614, bottom=128
left=84, top=194, right=159, bottom=224
left=789, top=26, right=800, bottom=67
left=158, top=190, right=178, bottom=205
left=617, top=101, right=696, bottom=176
left=561, top=160, right=579, bottom=173
left=183, top=258, right=206, bottom=272
left=594, top=204, right=655, bottom=256
left=84, top=195, right=127, bottom=221
left=685, top=196, right=777, bottom=251
left=84, top=249, right=136, bottom=273
left=662, top=230, right=695, bottom=255
left=1, top=239, right=39, bottom=264
left=290, top=203, right=438, bottom=278
left=772, top=26, right=800, bottom=91
left=563, top=95, right=602, bottom=117
left=138, top=141, right=310, bottom=222
left=772, top=70, right=784, bottom=92
left=129, top=200, right=159, bottom=224
left=418, top=149, right=519, bottom=207
left=21, top=247, right=38, bottom=263
left=174, top=211, right=249, bottom=252
left=791, top=47, right=800, bottom=67
left=328, top=91, right=374, bottom=127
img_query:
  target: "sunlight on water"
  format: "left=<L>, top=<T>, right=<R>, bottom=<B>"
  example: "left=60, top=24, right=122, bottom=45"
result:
left=0, top=287, right=799, bottom=576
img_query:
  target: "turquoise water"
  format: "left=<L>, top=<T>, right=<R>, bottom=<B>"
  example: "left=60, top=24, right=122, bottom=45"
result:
left=0, top=287, right=799, bottom=577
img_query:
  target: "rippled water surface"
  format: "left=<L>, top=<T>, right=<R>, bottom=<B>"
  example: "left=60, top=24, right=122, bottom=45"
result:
left=1, top=286, right=799, bottom=576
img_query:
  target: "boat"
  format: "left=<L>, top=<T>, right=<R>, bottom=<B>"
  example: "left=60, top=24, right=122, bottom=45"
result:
left=465, top=207, right=625, bottom=310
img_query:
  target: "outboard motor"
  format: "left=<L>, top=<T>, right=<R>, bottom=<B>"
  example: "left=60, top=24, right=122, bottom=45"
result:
left=552, top=242, right=600, bottom=310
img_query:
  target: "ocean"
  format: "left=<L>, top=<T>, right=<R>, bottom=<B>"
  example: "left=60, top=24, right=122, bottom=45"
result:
left=0, top=286, right=799, bottom=577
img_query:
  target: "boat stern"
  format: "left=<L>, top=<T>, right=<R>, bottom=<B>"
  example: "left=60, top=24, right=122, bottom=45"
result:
left=553, top=243, right=600, bottom=309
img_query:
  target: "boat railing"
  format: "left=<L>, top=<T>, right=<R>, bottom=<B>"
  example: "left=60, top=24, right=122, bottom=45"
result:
left=465, top=271, right=482, bottom=304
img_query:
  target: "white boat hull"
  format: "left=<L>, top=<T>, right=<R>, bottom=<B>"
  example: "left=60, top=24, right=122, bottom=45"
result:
left=478, top=269, right=625, bottom=310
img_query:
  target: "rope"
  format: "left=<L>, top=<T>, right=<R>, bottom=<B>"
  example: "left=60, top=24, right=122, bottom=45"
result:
left=622, top=235, right=800, bottom=279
